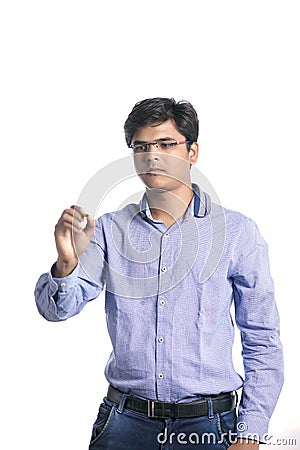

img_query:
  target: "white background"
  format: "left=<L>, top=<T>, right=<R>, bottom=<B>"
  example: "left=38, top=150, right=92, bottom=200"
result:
left=1, top=1, right=299, bottom=449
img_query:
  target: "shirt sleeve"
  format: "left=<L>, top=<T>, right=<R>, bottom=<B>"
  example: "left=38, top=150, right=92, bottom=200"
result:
left=231, top=216, right=284, bottom=443
left=34, top=220, right=107, bottom=322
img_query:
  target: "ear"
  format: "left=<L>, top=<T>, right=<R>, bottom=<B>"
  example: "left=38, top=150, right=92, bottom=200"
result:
left=188, top=142, right=199, bottom=165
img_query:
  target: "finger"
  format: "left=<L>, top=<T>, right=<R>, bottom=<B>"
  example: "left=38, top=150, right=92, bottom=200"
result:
left=58, top=222, right=83, bottom=233
left=85, top=215, right=97, bottom=232
left=58, top=213, right=85, bottom=232
left=78, top=214, right=96, bottom=232
left=58, top=208, right=83, bottom=224
left=70, top=205, right=90, bottom=219
left=86, top=215, right=96, bottom=226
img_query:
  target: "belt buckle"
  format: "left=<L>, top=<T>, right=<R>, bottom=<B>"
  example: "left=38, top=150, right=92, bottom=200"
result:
left=147, top=400, right=175, bottom=419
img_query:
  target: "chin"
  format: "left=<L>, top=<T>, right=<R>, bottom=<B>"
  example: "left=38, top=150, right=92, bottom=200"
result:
left=140, top=175, right=168, bottom=189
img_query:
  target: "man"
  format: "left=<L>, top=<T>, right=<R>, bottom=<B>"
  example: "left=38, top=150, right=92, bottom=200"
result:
left=35, top=98, right=284, bottom=449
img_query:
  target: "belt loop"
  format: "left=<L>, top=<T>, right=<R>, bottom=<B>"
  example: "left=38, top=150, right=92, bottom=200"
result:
left=117, top=393, right=129, bottom=414
left=233, top=390, right=238, bottom=408
left=207, top=397, right=214, bottom=419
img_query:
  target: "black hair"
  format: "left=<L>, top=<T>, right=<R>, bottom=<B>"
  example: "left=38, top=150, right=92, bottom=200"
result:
left=124, top=97, right=199, bottom=149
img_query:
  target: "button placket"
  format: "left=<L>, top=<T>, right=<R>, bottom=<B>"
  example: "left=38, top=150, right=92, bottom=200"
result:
left=155, top=231, right=173, bottom=397
left=160, top=231, right=169, bottom=275
left=156, top=292, right=170, bottom=396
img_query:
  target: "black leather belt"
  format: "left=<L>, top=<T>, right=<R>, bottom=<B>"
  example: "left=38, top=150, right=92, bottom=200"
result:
left=107, top=385, right=237, bottom=419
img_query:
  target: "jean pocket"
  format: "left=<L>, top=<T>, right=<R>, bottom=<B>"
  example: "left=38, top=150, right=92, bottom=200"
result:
left=89, top=403, right=115, bottom=447
left=216, top=409, right=237, bottom=449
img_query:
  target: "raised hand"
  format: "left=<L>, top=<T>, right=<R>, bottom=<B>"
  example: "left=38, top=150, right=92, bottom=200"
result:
left=53, top=205, right=96, bottom=277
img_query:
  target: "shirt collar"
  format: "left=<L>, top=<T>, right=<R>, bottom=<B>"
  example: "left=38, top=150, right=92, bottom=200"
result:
left=139, top=183, right=210, bottom=220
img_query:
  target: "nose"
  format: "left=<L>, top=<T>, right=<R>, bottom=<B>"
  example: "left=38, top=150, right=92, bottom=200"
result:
left=148, top=142, right=159, bottom=152
left=146, top=142, right=160, bottom=160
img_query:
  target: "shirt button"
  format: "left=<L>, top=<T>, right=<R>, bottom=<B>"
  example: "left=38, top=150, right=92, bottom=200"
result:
left=159, top=299, right=166, bottom=306
left=161, top=266, right=167, bottom=273
left=60, top=282, right=66, bottom=288
left=158, top=373, right=164, bottom=379
left=165, top=232, right=169, bottom=237
left=158, top=337, right=164, bottom=343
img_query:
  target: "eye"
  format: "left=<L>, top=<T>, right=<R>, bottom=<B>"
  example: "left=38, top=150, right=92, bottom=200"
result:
left=160, top=142, right=177, bottom=150
left=133, top=144, right=146, bottom=153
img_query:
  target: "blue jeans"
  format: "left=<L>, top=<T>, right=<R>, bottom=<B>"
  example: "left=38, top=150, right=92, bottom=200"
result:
left=88, top=395, right=237, bottom=449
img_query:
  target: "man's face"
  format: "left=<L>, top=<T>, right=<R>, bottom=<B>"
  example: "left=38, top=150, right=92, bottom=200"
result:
left=132, top=119, right=198, bottom=192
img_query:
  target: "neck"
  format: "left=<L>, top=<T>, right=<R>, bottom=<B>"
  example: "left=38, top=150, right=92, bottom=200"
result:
left=146, top=183, right=194, bottom=227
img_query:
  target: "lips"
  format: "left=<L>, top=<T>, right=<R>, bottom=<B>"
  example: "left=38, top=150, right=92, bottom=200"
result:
left=146, top=167, right=166, bottom=174
left=136, top=165, right=167, bottom=176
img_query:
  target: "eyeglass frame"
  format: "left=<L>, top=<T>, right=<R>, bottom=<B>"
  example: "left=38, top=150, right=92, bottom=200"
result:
left=129, top=140, right=192, bottom=154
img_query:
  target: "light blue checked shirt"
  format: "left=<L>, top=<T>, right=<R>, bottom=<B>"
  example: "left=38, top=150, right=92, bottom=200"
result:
left=35, top=184, right=283, bottom=441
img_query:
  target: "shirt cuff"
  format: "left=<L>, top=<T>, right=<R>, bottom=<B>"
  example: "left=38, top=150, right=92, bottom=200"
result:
left=237, top=414, right=269, bottom=443
left=49, top=263, right=79, bottom=294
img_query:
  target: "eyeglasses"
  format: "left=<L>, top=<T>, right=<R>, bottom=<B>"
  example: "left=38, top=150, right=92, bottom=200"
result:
left=129, top=140, right=191, bottom=154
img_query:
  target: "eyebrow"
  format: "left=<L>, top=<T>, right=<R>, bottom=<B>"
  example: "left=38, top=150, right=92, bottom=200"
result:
left=132, top=137, right=177, bottom=144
